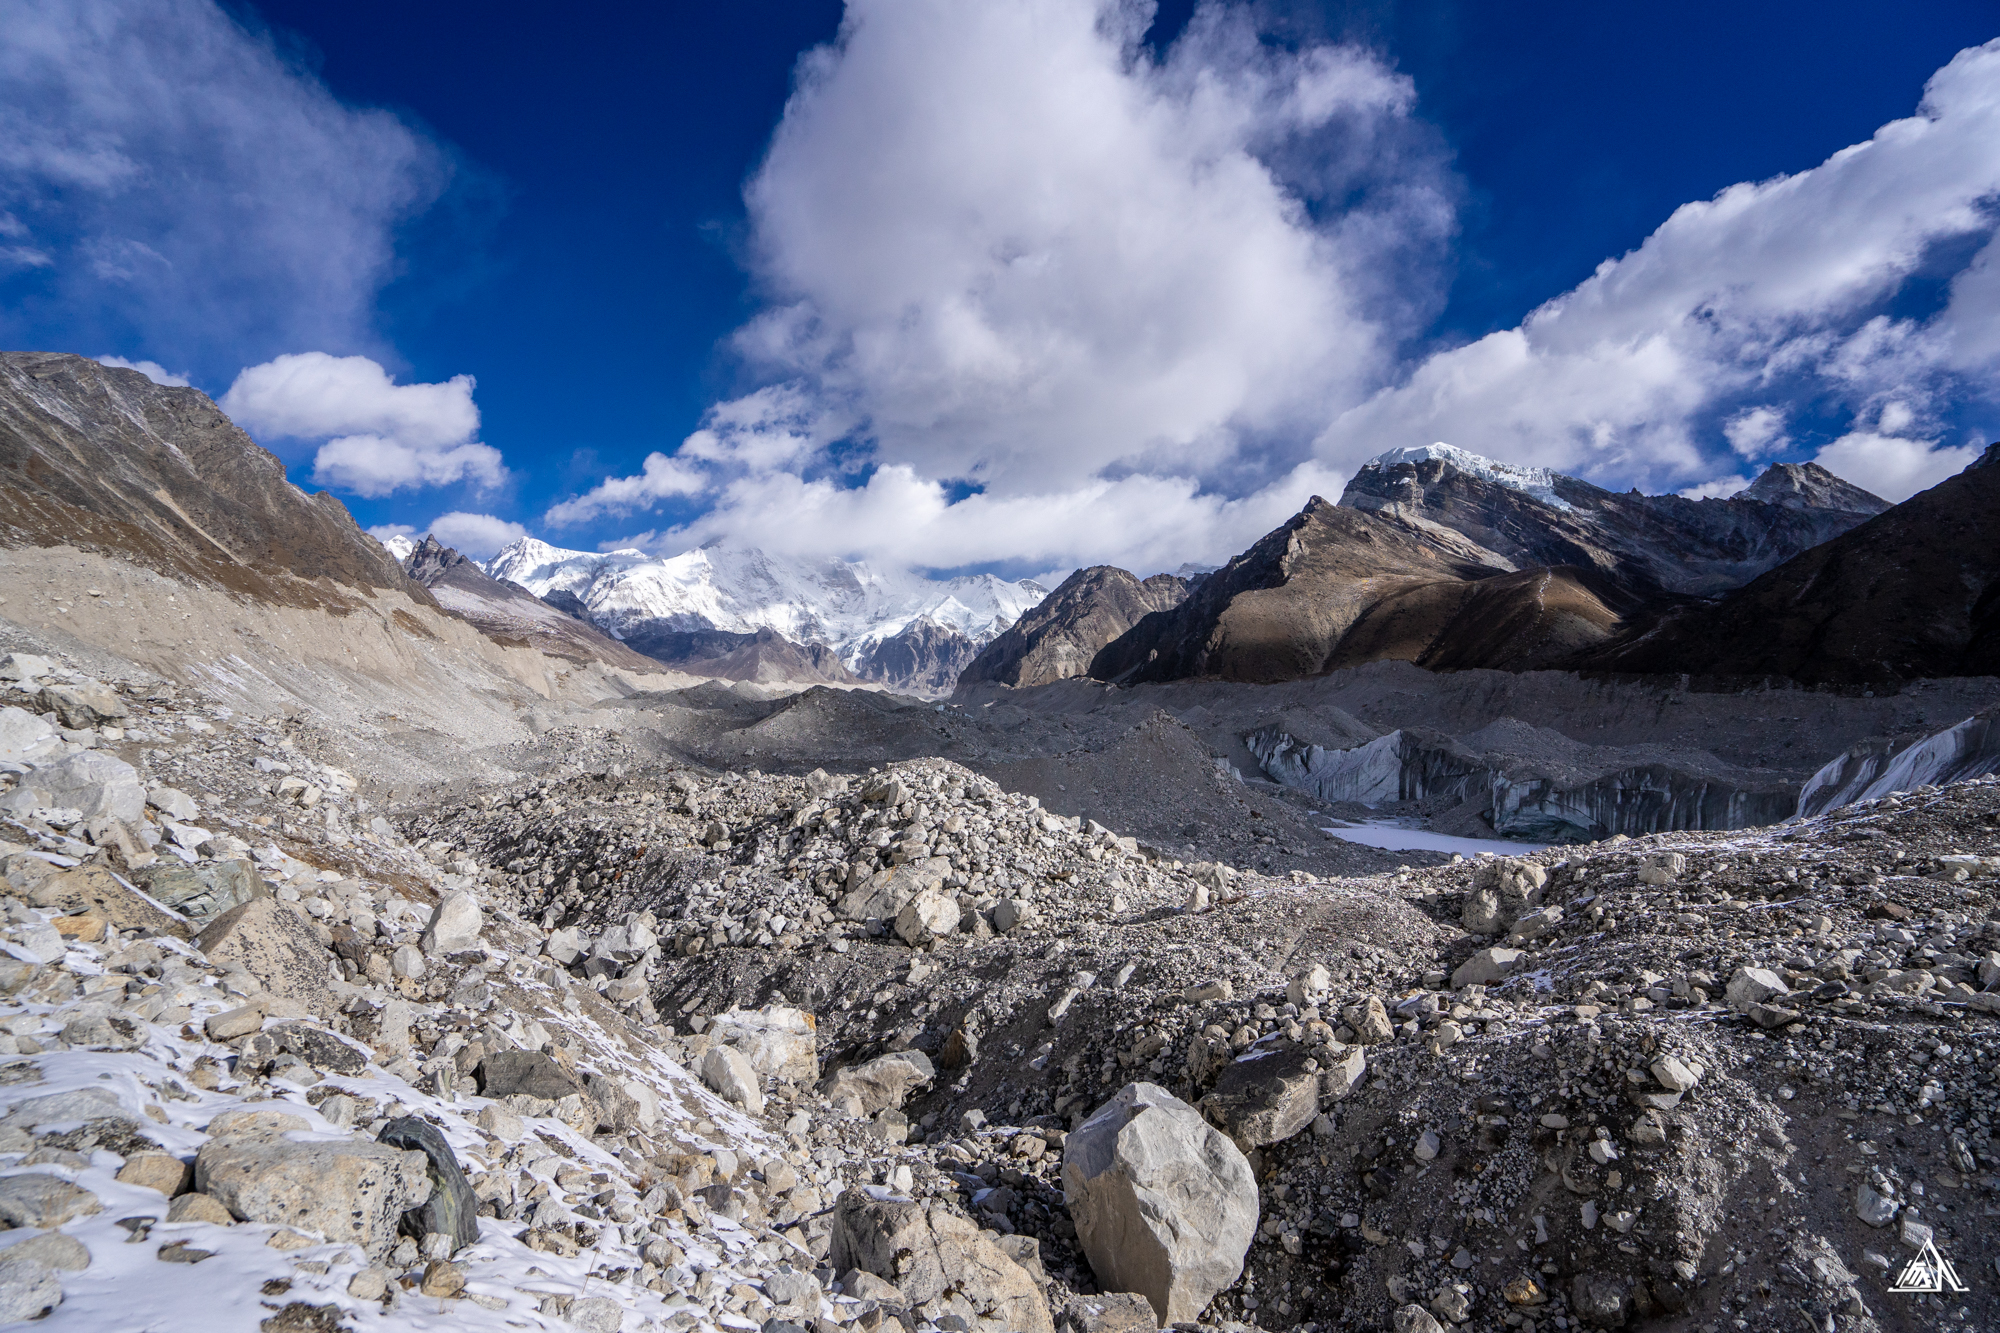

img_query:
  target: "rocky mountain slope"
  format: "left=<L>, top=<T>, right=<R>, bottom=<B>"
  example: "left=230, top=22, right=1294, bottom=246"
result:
left=971, top=446, right=1888, bottom=694
left=959, top=568, right=1191, bottom=690
left=618, top=629, right=860, bottom=689
left=487, top=540, right=1046, bottom=697
left=1341, top=443, right=1888, bottom=598
left=1583, top=444, right=2000, bottom=684
left=401, top=537, right=673, bottom=674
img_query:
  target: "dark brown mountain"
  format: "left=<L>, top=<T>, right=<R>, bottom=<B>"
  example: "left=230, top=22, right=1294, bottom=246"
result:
left=1341, top=447, right=1887, bottom=597
left=400, top=536, right=669, bottom=672
left=1090, top=497, right=1513, bottom=684
left=0, top=351, right=415, bottom=608
left=958, top=566, right=1190, bottom=691
left=620, top=626, right=860, bottom=686
left=1580, top=444, right=2000, bottom=683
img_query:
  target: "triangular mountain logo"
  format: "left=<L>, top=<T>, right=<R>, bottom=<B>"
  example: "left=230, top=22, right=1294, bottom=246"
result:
left=1889, top=1237, right=1969, bottom=1294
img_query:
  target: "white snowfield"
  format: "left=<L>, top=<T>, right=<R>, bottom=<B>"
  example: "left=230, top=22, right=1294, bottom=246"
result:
left=483, top=539, right=1046, bottom=668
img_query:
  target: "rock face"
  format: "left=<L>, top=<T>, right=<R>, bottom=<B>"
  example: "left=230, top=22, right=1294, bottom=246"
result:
left=0, top=352, right=412, bottom=602
left=958, top=566, right=1190, bottom=691
left=622, top=627, right=861, bottom=687
left=850, top=615, right=991, bottom=696
left=1062, top=1082, right=1259, bottom=1325
left=1583, top=443, right=2000, bottom=683
left=830, top=1188, right=1055, bottom=1333
left=194, top=898, right=334, bottom=1013
left=194, top=1132, right=433, bottom=1260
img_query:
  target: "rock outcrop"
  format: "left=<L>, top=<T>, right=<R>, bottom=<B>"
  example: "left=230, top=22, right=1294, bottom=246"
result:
left=830, top=1188, right=1055, bottom=1333
left=958, top=567, right=1190, bottom=691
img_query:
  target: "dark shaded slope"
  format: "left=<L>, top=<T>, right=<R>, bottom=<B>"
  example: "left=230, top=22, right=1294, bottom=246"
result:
left=621, top=626, right=860, bottom=686
left=958, top=566, right=1188, bottom=691
left=401, top=536, right=670, bottom=672
left=851, top=615, right=985, bottom=695
left=0, top=351, right=415, bottom=606
left=1091, top=498, right=1507, bottom=684
left=1324, top=565, right=1657, bottom=673
left=1582, top=445, right=2000, bottom=683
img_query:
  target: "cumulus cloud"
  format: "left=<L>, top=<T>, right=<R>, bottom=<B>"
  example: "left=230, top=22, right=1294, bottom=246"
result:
left=1811, top=431, right=1984, bottom=502
left=552, top=0, right=1450, bottom=569
left=0, top=0, right=450, bottom=381
left=94, top=354, right=188, bottom=386
left=739, top=0, right=1449, bottom=490
left=427, top=511, right=530, bottom=558
left=220, top=352, right=504, bottom=498
left=1316, top=38, right=2000, bottom=492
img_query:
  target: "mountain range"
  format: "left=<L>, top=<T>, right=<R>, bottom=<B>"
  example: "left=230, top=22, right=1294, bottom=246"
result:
left=482, top=538, right=1046, bottom=694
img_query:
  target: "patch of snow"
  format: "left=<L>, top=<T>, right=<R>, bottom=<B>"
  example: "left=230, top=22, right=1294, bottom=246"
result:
left=1360, top=441, right=1575, bottom=512
left=1320, top=817, right=1548, bottom=857
left=376, top=534, right=416, bottom=562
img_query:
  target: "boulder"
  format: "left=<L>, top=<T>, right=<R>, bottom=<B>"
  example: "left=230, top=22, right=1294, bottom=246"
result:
left=272, top=1022, right=368, bottom=1076
left=1062, top=1292, right=1159, bottom=1333
left=1320, top=1045, right=1367, bottom=1101
left=166, top=1192, right=235, bottom=1225
left=195, top=898, right=334, bottom=1013
left=146, top=787, right=199, bottom=821
left=0, top=708, right=58, bottom=766
left=35, top=681, right=127, bottom=729
left=893, top=886, right=960, bottom=945
left=474, top=1050, right=582, bottom=1101
left=708, top=1006, right=820, bottom=1084
left=30, top=750, right=145, bottom=823
left=0, top=654, right=50, bottom=681
left=0, top=1232, right=88, bottom=1271
left=1061, top=1082, right=1258, bottom=1325
left=836, top=858, right=950, bottom=922
left=0, top=1175, right=102, bottom=1227
left=1341, top=996, right=1395, bottom=1045
left=1198, top=1047, right=1319, bottom=1147
left=421, top=890, right=483, bottom=955
left=830, top=1189, right=1054, bottom=1333
left=1570, top=1272, right=1632, bottom=1327
left=586, top=1073, right=661, bottom=1134
left=376, top=1116, right=480, bottom=1256
left=1725, top=967, right=1790, bottom=1013
left=1461, top=859, right=1546, bottom=934
left=116, top=1152, right=194, bottom=1197
left=35, top=863, right=186, bottom=938
left=195, top=1135, right=432, bottom=1260
left=823, top=1050, right=934, bottom=1115
left=132, top=859, right=266, bottom=923
left=700, top=1045, right=765, bottom=1116
left=1452, top=947, right=1525, bottom=989
left=0, top=1255, right=60, bottom=1322
left=1, top=1087, right=131, bottom=1129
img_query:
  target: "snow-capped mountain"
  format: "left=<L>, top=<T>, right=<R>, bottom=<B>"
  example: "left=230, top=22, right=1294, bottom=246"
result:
left=483, top=538, right=1047, bottom=693
left=376, top=533, right=417, bottom=562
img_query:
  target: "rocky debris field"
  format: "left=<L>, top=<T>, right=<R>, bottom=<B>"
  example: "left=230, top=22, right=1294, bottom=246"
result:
left=5, top=641, right=2000, bottom=1333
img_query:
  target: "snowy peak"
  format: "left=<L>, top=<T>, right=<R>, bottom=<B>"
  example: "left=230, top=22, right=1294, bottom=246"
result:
left=1353, top=442, right=1572, bottom=511
left=481, top=537, right=1047, bottom=692
left=376, top=533, right=417, bottom=562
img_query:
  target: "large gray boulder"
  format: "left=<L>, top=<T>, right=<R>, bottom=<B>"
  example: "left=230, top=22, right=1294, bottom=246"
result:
left=836, top=858, right=950, bottom=922
left=132, top=859, right=267, bottom=923
left=1460, top=858, right=1546, bottom=934
left=0, top=708, right=58, bottom=767
left=0, top=1254, right=60, bottom=1322
left=421, top=890, right=483, bottom=955
left=0, top=1174, right=102, bottom=1228
left=35, top=681, right=126, bottom=728
left=823, top=1050, right=934, bottom=1115
left=830, top=1188, right=1054, bottom=1333
left=1062, top=1082, right=1258, bottom=1325
left=29, top=750, right=145, bottom=823
left=194, top=898, right=334, bottom=1013
left=195, top=1133, right=432, bottom=1260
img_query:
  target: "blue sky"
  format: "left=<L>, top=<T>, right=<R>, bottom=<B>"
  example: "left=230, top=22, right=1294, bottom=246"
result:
left=4, top=0, right=1998, bottom=576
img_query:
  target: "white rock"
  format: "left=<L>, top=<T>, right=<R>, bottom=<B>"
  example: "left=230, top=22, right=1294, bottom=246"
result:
left=421, top=890, right=483, bottom=955
left=392, top=944, right=427, bottom=980
left=1650, top=1055, right=1700, bottom=1093
left=1725, top=967, right=1790, bottom=1012
left=0, top=708, right=58, bottom=766
left=146, top=787, right=199, bottom=821
left=893, top=885, right=959, bottom=945
left=1062, top=1081, right=1258, bottom=1325
left=700, top=1044, right=765, bottom=1116
left=0, top=1255, right=60, bottom=1321
left=30, top=750, right=145, bottom=823
left=708, top=1006, right=820, bottom=1083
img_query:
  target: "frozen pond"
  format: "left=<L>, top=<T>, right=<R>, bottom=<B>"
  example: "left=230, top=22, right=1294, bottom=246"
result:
left=1321, top=818, right=1547, bottom=857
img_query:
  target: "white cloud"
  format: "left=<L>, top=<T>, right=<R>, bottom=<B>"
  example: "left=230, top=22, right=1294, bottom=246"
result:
left=428, top=511, right=529, bottom=559
left=737, top=0, right=1452, bottom=493
left=545, top=451, right=709, bottom=528
left=94, top=354, right=188, bottom=386
left=220, top=352, right=503, bottom=498
left=0, top=0, right=450, bottom=380
left=1722, top=406, right=1787, bottom=460
left=1678, top=475, right=1751, bottom=501
left=1811, top=432, right=1982, bottom=502
left=1317, top=38, right=2000, bottom=490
